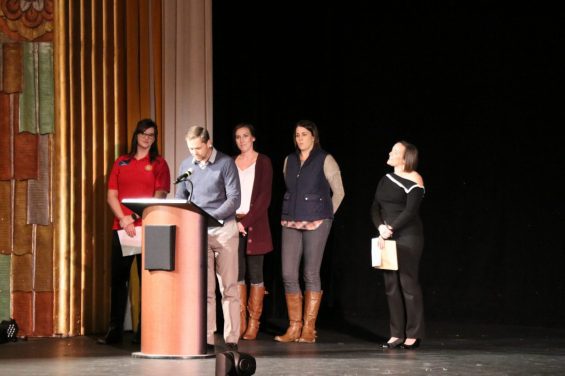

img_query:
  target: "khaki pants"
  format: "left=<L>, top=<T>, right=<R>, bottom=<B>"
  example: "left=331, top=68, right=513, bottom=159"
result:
left=207, top=219, right=240, bottom=344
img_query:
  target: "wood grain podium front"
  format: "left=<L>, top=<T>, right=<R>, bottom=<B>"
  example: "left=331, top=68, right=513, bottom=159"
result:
left=122, top=199, right=220, bottom=359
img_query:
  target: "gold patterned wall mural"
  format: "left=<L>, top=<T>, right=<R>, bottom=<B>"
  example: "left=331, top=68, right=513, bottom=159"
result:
left=0, top=0, right=54, bottom=41
left=0, top=0, right=54, bottom=337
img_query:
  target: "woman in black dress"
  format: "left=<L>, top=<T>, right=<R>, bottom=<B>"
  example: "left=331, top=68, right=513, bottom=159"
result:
left=371, top=140, right=425, bottom=349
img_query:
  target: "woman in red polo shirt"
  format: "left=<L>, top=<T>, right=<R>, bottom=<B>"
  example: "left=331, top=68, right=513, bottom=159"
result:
left=98, top=119, right=171, bottom=344
left=233, top=123, right=273, bottom=340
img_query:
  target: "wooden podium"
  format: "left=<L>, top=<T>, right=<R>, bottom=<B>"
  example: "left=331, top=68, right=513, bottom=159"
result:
left=122, top=198, right=220, bottom=359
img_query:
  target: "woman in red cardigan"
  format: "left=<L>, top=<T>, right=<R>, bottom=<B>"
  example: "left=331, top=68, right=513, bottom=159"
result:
left=233, top=123, right=274, bottom=340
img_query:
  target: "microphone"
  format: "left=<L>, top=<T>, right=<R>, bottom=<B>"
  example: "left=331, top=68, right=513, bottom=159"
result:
left=174, top=168, right=193, bottom=184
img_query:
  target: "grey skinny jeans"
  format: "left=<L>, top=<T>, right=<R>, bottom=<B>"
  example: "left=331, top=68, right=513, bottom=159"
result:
left=281, top=219, right=333, bottom=293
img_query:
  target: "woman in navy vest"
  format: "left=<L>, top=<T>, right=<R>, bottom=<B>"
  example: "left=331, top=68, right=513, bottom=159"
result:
left=274, top=120, right=344, bottom=343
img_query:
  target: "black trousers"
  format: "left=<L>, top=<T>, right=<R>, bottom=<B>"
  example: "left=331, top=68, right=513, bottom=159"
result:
left=237, top=233, right=264, bottom=284
left=109, top=231, right=141, bottom=329
left=383, top=234, right=425, bottom=339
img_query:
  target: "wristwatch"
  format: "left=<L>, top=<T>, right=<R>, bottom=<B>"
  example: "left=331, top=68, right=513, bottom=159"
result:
left=131, top=212, right=140, bottom=221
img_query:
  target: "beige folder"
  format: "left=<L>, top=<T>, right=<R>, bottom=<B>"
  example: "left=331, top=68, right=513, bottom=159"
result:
left=371, top=238, right=398, bottom=270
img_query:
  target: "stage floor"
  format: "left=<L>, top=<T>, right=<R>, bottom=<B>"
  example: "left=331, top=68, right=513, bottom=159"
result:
left=1, top=319, right=564, bottom=375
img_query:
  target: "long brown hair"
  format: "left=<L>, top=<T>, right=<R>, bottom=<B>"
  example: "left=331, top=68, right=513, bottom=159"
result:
left=129, top=119, right=159, bottom=162
left=294, top=119, right=321, bottom=149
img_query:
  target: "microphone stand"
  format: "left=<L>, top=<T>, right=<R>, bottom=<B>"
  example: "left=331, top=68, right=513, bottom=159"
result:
left=179, top=178, right=194, bottom=204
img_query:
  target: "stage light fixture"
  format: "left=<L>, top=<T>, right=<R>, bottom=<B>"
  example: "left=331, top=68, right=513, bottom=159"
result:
left=215, top=350, right=256, bottom=376
left=0, top=319, right=19, bottom=344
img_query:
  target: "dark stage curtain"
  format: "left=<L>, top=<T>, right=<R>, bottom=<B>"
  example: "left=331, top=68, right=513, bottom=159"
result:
left=212, top=3, right=565, bottom=328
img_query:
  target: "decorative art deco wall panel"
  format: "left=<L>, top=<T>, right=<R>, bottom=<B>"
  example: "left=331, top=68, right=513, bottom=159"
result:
left=0, top=0, right=53, bottom=336
left=0, top=0, right=53, bottom=42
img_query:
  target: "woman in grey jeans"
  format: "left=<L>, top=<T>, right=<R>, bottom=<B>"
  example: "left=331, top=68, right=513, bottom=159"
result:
left=274, top=120, right=344, bottom=343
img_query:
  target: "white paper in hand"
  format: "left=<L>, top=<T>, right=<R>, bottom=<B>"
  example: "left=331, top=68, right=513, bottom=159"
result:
left=117, top=226, right=142, bottom=256
left=371, top=237, right=382, bottom=266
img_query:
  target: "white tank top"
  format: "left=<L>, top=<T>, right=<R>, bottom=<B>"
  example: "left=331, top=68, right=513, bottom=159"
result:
left=236, top=162, right=256, bottom=214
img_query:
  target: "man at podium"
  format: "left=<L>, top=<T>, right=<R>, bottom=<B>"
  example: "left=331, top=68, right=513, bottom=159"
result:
left=175, top=126, right=241, bottom=351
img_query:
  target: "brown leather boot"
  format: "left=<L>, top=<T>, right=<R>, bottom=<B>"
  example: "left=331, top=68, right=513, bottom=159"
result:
left=298, top=290, right=323, bottom=343
left=242, top=285, right=265, bottom=340
left=238, top=284, right=248, bottom=338
left=274, top=292, right=303, bottom=342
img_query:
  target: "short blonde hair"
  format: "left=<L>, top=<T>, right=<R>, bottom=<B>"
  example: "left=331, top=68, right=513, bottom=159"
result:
left=185, top=126, right=210, bottom=142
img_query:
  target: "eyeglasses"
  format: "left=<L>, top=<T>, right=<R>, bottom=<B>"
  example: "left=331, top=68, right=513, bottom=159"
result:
left=139, top=132, right=155, bottom=139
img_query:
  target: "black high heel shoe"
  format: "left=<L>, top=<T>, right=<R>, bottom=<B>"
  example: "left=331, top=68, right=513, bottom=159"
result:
left=97, top=325, right=123, bottom=345
left=382, top=338, right=405, bottom=349
left=401, top=338, right=421, bottom=349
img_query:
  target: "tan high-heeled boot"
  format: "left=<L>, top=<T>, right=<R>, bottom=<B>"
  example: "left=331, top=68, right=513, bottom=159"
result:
left=242, top=285, right=265, bottom=340
left=238, top=284, right=247, bottom=338
left=274, top=292, right=303, bottom=342
left=298, top=290, right=323, bottom=343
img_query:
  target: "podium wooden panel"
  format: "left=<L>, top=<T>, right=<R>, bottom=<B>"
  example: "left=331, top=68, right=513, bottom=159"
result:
left=122, top=199, right=218, bottom=359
